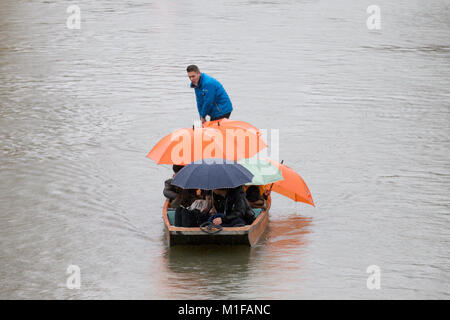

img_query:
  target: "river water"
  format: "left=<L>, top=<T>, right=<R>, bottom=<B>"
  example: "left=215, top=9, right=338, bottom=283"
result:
left=0, top=0, right=449, bottom=299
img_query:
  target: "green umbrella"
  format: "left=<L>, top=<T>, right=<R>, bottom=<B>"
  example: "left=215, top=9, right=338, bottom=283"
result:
left=238, top=158, right=283, bottom=185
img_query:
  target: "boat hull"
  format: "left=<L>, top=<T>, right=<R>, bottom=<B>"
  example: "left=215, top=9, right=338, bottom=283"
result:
left=162, top=199, right=270, bottom=246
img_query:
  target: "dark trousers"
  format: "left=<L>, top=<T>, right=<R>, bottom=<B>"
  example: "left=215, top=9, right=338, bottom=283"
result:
left=211, top=112, right=231, bottom=121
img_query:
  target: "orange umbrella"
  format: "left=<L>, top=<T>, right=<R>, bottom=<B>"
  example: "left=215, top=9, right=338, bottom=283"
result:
left=203, top=118, right=263, bottom=137
left=147, top=126, right=267, bottom=165
left=266, top=159, right=315, bottom=207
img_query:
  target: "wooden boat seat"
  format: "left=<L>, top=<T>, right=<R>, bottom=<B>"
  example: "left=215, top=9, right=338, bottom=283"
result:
left=166, top=208, right=264, bottom=226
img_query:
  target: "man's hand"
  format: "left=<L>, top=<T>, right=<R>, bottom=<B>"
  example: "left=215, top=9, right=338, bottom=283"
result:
left=201, top=117, right=206, bottom=124
left=201, top=207, right=210, bottom=214
left=212, top=217, right=222, bottom=225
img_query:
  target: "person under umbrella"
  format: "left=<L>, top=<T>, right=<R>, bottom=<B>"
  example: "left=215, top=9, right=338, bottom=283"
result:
left=163, top=164, right=197, bottom=209
left=171, top=159, right=256, bottom=227
left=208, top=187, right=255, bottom=227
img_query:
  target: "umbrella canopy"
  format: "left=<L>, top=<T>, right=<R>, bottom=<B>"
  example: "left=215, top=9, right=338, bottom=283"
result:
left=147, top=125, right=267, bottom=165
left=266, top=159, right=315, bottom=207
left=238, top=158, right=283, bottom=185
left=203, top=118, right=263, bottom=136
left=171, top=159, right=254, bottom=190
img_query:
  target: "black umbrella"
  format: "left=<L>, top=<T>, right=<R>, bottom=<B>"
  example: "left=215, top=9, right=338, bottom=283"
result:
left=171, top=159, right=253, bottom=190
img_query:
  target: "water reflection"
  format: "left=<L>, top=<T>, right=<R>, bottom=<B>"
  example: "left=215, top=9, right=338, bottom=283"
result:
left=161, top=245, right=253, bottom=299
left=248, top=215, right=313, bottom=299
left=263, top=215, right=312, bottom=251
left=158, top=214, right=312, bottom=299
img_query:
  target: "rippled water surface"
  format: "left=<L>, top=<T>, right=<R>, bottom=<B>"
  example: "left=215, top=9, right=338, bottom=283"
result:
left=1, top=0, right=449, bottom=299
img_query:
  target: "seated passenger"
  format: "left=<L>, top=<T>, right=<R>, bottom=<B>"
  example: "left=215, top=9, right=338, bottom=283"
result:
left=245, top=185, right=265, bottom=208
left=245, top=185, right=271, bottom=209
left=179, top=189, right=198, bottom=208
left=163, top=165, right=184, bottom=208
left=208, top=189, right=226, bottom=214
left=188, top=192, right=211, bottom=213
left=209, top=186, right=255, bottom=227
left=173, top=189, right=203, bottom=227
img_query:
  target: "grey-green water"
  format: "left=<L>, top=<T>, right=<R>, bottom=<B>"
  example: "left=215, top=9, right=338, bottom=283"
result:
left=0, top=0, right=449, bottom=299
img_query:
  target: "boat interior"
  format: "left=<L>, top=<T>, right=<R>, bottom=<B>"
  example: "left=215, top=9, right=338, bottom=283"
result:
left=166, top=208, right=264, bottom=226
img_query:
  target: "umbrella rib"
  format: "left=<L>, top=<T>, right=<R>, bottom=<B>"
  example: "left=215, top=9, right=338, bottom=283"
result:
left=227, top=164, right=250, bottom=188
left=219, top=165, right=233, bottom=189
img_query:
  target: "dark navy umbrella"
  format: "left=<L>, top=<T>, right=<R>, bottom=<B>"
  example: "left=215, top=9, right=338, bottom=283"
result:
left=171, top=159, right=254, bottom=190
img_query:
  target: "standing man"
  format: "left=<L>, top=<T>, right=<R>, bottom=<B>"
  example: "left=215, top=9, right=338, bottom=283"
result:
left=187, top=65, right=233, bottom=123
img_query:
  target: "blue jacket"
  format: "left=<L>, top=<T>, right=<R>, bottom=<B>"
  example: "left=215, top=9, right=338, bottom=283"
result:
left=190, top=73, right=233, bottom=119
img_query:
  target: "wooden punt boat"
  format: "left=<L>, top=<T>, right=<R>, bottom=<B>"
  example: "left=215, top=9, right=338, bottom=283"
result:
left=163, top=198, right=271, bottom=246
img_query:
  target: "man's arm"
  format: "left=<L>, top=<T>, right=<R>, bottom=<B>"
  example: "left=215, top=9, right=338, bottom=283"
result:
left=195, top=92, right=202, bottom=120
left=194, top=90, right=207, bottom=123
